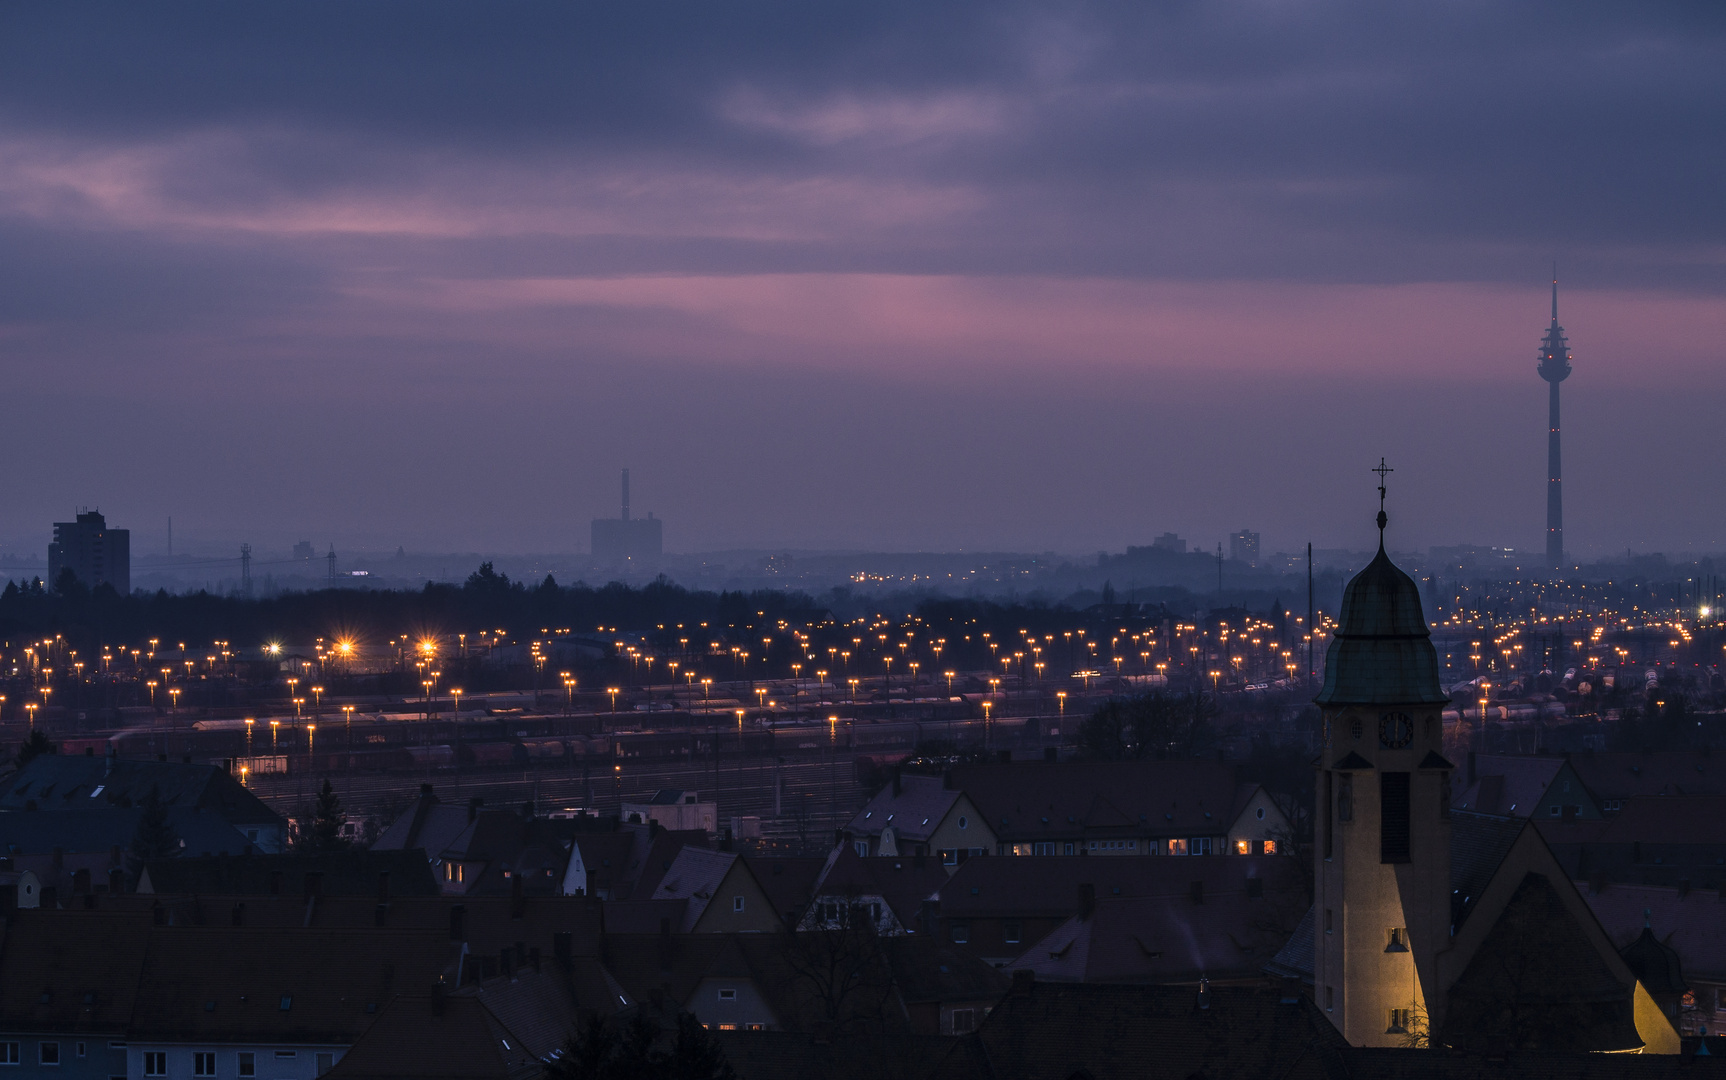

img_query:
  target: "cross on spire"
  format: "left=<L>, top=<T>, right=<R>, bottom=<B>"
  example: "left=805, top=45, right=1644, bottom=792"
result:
left=1372, top=458, right=1393, bottom=542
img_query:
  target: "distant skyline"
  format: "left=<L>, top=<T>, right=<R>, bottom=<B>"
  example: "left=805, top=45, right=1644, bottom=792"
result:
left=2, top=4, right=1722, bottom=560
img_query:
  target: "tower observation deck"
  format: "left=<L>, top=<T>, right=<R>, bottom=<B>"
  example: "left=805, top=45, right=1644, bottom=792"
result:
left=1537, top=273, right=1572, bottom=572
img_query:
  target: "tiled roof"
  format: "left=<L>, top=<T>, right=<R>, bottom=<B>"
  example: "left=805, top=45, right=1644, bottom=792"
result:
left=0, top=806, right=253, bottom=857
left=321, top=995, right=537, bottom=1080
left=127, top=926, right=455, bottom=1043
left=0, top=757, right=282, bottom=826
left=1007, top=879, right=1307, bottom=984
left=601, top=898, right=689, bottom=934
left=938, top=853, right=1299, bottom=920
left=1570, top=751, right=1726, bottom=800
left=141, top=849, right=439, bottom=897
left=951, top=980, right=1350, bottom=1080
left=0, top=910, right=155, bottom=1034
left=878, top=937, right=1009, bottom=1004
left=1450, top=811, right=1525, bottom=931
left=847, top=775, right=962, bottom=843
left=1565, top=795, right=1726, bottom=846
left=946, top=761, right=1254, bottom=840
left=1264, top=904, right=1315, bottom=983
left=649, top=848, right=739, bottom=930
left=1581, top=880, right=1726, bottom=982
left=1450, top=755, right=1564, bottom=816
left=744, top=855, right=827, bottom=922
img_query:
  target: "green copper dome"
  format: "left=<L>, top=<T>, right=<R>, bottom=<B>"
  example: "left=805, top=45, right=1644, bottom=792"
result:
left=1315, top=545, right=1448, bottom=706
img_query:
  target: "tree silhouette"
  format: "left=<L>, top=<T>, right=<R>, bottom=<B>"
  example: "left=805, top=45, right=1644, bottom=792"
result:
left=306, top=778, right=349, bottom=852
left=128, top=786, right=178, bottom=883
left=544, top=1011, right=734, bottom=1080
left=12, top=730, right=57, bottom=769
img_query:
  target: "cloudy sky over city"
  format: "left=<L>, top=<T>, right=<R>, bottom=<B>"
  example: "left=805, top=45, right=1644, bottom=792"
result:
left=1, top=2, right=1721, bottom=558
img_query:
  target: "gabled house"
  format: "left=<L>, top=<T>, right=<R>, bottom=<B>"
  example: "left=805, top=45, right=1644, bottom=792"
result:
left=643, top=847, right=782, bottom=933
left=946, top=759, right=1289, bottom=858
left=799, top=846, right=948, bottom=935
left=843, top=774, right=993, bottom=866
left=374, top=789, right=571, bottom=897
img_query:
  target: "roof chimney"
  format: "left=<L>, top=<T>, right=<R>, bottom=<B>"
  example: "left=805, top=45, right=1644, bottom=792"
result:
left=553, top=931, right=572, bottom=966
left=1197, top=977, right=1210, bottom=1010
left=449, top=904, right=466, bottom=941
left=1077, top=883, right=1095, bottom=920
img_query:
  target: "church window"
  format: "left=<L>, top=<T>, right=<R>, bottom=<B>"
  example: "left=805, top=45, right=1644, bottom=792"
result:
left=1380, top=773, right=1411, bottom=863
left=1338, top=775, right=1354, bottom=823
left=1385, top=927, right=1408, bottom=952
left=1387, top=1008, right=1411, bottom=1034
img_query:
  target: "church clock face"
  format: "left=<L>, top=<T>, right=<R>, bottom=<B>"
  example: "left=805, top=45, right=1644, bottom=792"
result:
left=1379, top=711, right=1413, bottom=749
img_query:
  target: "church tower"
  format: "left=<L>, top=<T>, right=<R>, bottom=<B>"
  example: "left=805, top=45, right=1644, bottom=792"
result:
left=1312, top=464, right=1454, bottom=1046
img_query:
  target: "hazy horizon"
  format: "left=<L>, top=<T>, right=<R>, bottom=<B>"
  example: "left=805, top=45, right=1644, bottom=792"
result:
left=3, top=4, right=1722, bottom=561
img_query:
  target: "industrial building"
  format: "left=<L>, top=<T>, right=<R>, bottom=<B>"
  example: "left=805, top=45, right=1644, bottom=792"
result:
left=590, top=469, right=662, bottom=565
left=47, top=510, right=129, bottom=595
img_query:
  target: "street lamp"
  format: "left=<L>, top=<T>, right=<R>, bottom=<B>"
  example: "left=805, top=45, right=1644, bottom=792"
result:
left=270, top=719, right=280, bottom=753
left=343, top=704, right=355, bottom=748
left=608, top=687, right=621, bottom=713
left=1057, top=690, right=1067, bottom=716
left=245, top=717, right=254, bottom=756
left=451, top=689, right=463, bottom=720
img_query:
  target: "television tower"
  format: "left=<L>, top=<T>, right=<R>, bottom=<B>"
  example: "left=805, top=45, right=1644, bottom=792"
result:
left=1536, top=268, right=1572, bottom=572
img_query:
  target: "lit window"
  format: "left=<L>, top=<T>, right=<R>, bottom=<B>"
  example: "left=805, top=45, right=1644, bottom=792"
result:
left=1262, top=839, right=1277, bottom=855
left=1235, top=839, right=1252, bottom=855
left=1167, top=838, right=1188, bottom=856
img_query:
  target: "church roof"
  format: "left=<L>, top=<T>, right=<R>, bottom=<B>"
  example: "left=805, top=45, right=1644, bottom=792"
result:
left=1315, top=544, right=1448, bottom=706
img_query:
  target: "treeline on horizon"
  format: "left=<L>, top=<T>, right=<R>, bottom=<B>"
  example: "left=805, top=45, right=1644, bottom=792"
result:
left=0, top=563, right=1204, bottom=652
